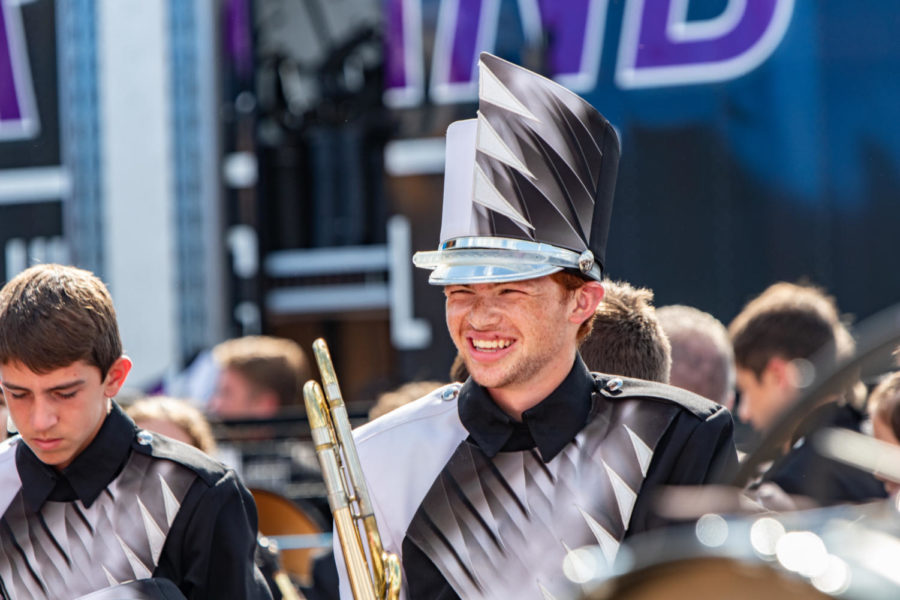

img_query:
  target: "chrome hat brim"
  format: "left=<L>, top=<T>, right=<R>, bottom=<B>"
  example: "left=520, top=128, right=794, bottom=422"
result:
left=412, top=237, right=602, bottom=285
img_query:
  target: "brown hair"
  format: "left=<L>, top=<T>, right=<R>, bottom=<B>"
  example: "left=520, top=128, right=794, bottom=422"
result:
left=549, top=270, right=596, bottom=344
left=212, top=336, right=310, bottom=408
left=657, top=305, right=735, bottom=406
left=126, top=396, right=217, bottom=455
left=0, top=264, right=123, bottom=378
left=869, top=372, right=900, bottom=441
left=579, top=280, right=671, bottom=382
left=728, top=282, right=848, bottom=378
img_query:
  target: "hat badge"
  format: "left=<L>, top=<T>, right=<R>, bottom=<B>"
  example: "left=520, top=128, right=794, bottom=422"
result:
left=578, top=250, right=595, bottom=274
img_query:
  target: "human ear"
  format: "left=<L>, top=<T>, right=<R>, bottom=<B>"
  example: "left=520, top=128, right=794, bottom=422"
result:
left=103, top=356, right=133, bottom=398
left=764, top=356, right=796, bottom=390
left=570, top=281, right=605, bottom=325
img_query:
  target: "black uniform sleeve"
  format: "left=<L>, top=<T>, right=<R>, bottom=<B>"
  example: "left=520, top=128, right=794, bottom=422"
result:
left=626, top=405, right=739, bottom=537
left=156, top=470, right=273, bottom=600
left=762, top=404, right=887, bottom=506
left=765, top=439, right=887, bottom=505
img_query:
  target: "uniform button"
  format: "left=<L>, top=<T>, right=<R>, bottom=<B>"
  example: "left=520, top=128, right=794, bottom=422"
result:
left=136, top=430, right=153, bottom=445
left=606, top=378, right=624, bottom=392
left=441, top=385, right=460, bottom=401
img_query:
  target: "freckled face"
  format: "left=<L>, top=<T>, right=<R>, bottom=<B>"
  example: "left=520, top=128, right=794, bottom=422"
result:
left=444, top=277, right=578, bottom=394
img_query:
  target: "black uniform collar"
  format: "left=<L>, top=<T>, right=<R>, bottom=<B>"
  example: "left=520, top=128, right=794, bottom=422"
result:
left=458, top=354, right=595, bottom=462
left=16, top=401, right=137, bottom=512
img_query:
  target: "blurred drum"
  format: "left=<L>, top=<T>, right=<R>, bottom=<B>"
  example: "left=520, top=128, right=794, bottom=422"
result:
left=586, top=556, right=829, bottom=600
left=576, top=498, right=900, bottom=600
left=251, top=487, right=326, bottom=586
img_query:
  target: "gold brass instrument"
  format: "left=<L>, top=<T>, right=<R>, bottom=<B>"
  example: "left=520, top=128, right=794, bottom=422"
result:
left=303, top=338, right=402, bottom=600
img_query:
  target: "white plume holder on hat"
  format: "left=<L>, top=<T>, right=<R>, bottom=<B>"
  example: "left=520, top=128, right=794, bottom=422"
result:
left=438, top=119, right=479, bottom=243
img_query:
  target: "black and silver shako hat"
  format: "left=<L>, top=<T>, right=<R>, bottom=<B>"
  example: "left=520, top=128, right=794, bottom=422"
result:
left=413, top=52, right=620, bottom=285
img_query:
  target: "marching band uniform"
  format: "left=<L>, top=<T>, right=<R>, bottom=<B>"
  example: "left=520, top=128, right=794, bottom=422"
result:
left=0, top=403, right=272, bottom=600
left=336, top=53, right=738, bottom=599
left=353, top=364, right=735, bottom=599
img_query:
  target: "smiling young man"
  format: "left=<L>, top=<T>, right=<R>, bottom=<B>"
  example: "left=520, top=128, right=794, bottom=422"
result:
left=0, top=264, right=272, bottom=600
left=444, top=273, right=603, bottom=419
left=333, top=54, right=739, bottom=600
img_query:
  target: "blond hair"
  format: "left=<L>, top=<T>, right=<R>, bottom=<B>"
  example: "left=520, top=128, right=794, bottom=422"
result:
left=369, top=381, right=446, bottom=421
left=126, top=396, right=217, bottom=455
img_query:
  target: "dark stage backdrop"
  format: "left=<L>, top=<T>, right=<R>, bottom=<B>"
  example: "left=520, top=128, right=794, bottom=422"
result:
left=377, top=0, right=900, bottom=381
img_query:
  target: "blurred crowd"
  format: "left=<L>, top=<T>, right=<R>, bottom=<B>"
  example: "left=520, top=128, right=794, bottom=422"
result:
left=4, top=276, right=895, bottom=599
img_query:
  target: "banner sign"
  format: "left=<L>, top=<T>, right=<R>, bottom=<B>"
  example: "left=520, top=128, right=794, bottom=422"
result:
left=385, top=0, right=794, bottom=105
left=0, top=0, right=39, bottom=140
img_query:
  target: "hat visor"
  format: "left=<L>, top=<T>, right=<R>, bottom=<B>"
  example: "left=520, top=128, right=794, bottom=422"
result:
left=429, top=262, right=563, bottom=285
left=413, top=246, right=567, bottom=285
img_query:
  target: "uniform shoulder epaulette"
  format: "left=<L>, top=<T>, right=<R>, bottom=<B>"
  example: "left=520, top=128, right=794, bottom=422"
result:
left=131, top=429, right=227, bottom=486
left=591, top=373, right=723, bottom=420
left=0, top=435, right=18, bottom=476
left=0, top=435, right=18, bottom=454
left=355, top=382, right=462, bottom=444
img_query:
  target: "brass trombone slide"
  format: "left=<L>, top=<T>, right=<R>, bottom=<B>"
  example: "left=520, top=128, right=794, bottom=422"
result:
left=303, top=339, right=401, bottom=600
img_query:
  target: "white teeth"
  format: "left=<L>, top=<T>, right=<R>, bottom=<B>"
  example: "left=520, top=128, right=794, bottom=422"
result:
left=472, top=339, right=512, bottom=350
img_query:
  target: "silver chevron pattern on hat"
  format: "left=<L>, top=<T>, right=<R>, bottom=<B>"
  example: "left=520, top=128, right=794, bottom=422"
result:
left=407, top=397, right=677, bottom=600
left=472, top=53, right=616, bottom=256
left=0, top=452, right=196, bottom=599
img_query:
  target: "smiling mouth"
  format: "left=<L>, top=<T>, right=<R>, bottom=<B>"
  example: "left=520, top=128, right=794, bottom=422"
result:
left=471, top=339, right=513, bottom=352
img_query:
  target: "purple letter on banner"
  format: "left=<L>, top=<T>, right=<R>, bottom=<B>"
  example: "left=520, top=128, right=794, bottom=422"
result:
left=616, top=0, right=794, bottom=88
left=428, top=0, right=606, bottom=104
left=0, top=0, right=39, bottom=139
left=429, top=0, right=498, bottom=103
left=534, top=0, right=608, bottom=92
left=384, top=0, right=425, bottom=107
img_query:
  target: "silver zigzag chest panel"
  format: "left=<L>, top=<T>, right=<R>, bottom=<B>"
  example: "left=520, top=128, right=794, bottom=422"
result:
left=406, top=397, right=676, bottom=600
left=0, top=452, right=197, bottom=599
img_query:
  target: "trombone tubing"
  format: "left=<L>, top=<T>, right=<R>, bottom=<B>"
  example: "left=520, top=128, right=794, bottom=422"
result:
left=305, top=379, right=377, bottom=600
left=309, top=339, right=395, bottom=599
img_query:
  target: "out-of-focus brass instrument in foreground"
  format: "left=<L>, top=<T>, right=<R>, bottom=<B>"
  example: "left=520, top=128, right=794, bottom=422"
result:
left=303, top=338, right=402, bottom=600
